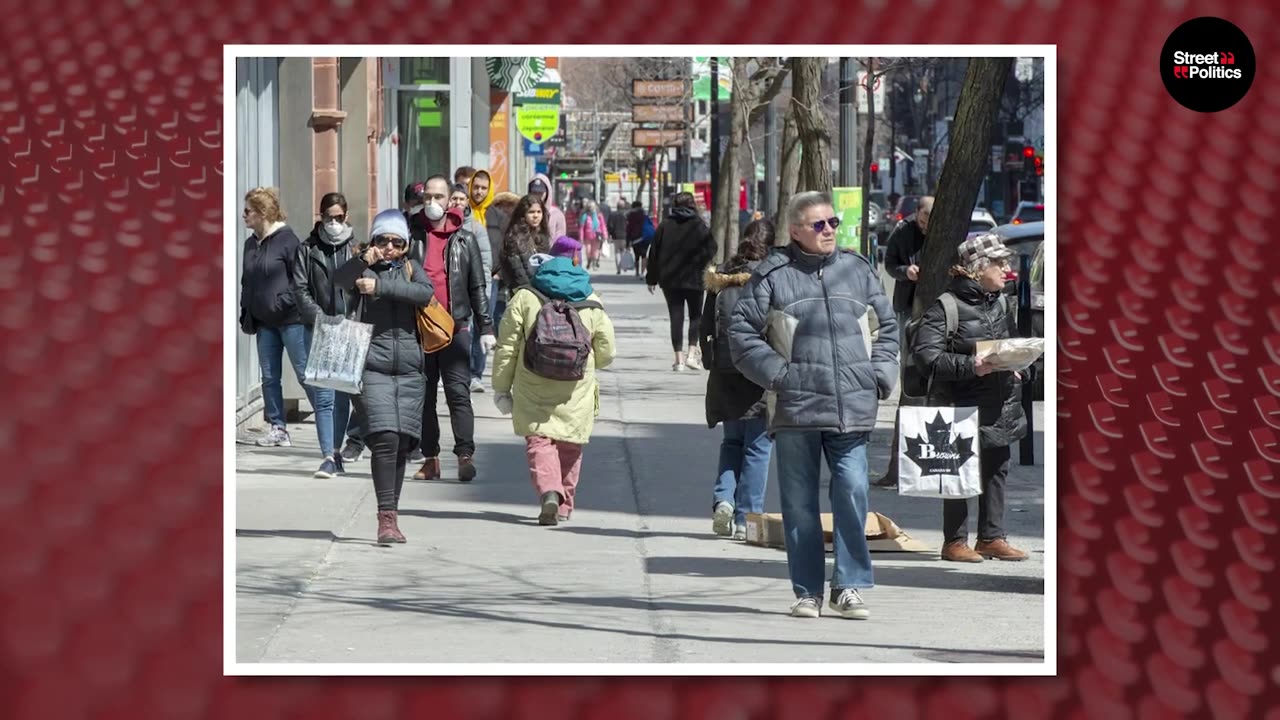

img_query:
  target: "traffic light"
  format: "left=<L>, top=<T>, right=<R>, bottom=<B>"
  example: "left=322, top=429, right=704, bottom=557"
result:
left=1033, top=155, right=1043, bottom=177
left=870, top=162, right=879, bottom=174
left=1022, top=145, right=1035, bottom=159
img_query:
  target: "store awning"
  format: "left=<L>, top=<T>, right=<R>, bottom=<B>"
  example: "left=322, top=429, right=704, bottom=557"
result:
left=486, top=57, right=547, bottom=93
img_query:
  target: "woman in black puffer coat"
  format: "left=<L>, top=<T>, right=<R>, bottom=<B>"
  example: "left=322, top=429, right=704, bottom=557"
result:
left=699, top=219, right=775, bottom=540
left=646, top=192, right=718, bottom=372
left=333, top=209, right=434, bottom=546
left=912, top=233, right=1028, bottom=565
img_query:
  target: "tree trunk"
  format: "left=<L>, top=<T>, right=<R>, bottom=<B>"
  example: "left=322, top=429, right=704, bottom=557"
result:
left=859, top=59, right=877, bottom=256
left=712, top=60, right=746, bottom=263
left=776, top=108, right=801, bottom=243
left=914, top=57, right=1012, bottom=318
left=792, top=57, right=832, bottom=195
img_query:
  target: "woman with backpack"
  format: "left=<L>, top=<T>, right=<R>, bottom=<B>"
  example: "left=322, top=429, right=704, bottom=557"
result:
left=332, top=209, right=435, bottom=546
left=498, top=194, right=551, bottom=293
left=491, top=251, right=616, bottom=527
left=646, top=192, right=719, bottom=372
left=912, top=233, right=1028, bottom=564
left=699, top=220, right=776, bottom=540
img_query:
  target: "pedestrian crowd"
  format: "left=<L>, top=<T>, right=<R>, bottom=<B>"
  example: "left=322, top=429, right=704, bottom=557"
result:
left=240, top=173, right=1029, bottom=620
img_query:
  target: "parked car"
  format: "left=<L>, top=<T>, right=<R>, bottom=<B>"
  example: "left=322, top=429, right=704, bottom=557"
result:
left=1026, top=241, right=1045, bottom=400
left=968, top=208, right=998, bottom=236
left=991, top=220, right=1044, bottom=260
left=1010, top=201, right=1044, bottom=225
left=892, top=194, right=922, bottom=223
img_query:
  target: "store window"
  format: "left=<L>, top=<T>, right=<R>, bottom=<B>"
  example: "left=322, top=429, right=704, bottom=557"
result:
left=396, top=58, right=451, bottom=188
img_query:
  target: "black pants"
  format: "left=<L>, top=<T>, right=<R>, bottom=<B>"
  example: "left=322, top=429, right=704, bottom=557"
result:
left=943, top=445, right=1011, bottom=543
left=632, top=242, right=649, bottom=276
left=366, top=430, right=413, bottom=511
left=422, top=327, right=475, bottom=457
left=662, top=287, right=704, bottom=352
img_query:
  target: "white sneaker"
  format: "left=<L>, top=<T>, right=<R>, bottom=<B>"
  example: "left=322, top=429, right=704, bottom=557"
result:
left=712, top=501, right=734, bottom=536
left=733, top=527, right=747, bottom=541
left=790, top=597, right=821, bottom=618
left=685, top=352, right=704, bottom=371
left=469, top=377, right=485, bottom=393
left=672, top=363, right=686, bottom=372
left=829, top=588, right=870, bottom=620
left=255, top=425, right=292, bottom=447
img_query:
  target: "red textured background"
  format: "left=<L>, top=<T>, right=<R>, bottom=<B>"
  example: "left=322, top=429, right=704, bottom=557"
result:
left=2, top=0, right=1278, bottom=717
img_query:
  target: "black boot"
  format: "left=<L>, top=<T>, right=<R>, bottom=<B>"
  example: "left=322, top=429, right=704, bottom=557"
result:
left=873, top=413, right=902, bottom=488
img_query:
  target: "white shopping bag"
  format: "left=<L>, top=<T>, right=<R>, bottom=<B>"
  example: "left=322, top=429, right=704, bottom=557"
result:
left=897, top=405, right=982, bottom=499
left=618, top=250, right=635, bottom=272
left=303, top=313, right=374, bottom=395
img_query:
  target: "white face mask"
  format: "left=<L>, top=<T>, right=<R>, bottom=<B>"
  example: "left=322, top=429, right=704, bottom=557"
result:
left=424, top=201, right=445, bottom=222
left=324, top=220, right=345, bottom=236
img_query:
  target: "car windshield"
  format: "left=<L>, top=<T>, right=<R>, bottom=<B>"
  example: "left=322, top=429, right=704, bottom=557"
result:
left=1030, top=244, right=1044, bottom=292
left=1016, top=205, right=1044, bottom=222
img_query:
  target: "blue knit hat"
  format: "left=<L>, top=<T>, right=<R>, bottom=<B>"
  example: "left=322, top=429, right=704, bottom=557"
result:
left=370, top=209, right=410, bottom=242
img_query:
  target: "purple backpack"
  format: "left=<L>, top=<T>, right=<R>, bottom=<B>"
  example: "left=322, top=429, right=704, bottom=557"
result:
left=523, top=289, right=603, bottom=381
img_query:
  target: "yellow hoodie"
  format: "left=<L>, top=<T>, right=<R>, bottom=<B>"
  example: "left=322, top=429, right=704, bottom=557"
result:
left=468, top=170, right=495, bottom=226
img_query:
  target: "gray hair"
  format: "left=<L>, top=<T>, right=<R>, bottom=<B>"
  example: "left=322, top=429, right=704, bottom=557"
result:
left=785, top=191, right=833, bottom=227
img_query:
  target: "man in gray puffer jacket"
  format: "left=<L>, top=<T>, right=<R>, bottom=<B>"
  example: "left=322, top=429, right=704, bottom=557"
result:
left=728, top=191, right=899, bottom=621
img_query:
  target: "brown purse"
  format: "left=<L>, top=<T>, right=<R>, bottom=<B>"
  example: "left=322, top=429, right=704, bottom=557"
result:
left=403, top=260, right=455, bottom=353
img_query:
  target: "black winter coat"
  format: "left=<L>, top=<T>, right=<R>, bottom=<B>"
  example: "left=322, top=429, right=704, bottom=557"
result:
left=240, top=225, right=303, bottom=333
left=912, top=276, right=1027, bottom=448
left=645, top=206, right=717, bottom=291
left=883, top=216, right=927, bottom=313
left=293, top=223, right=356, bottom=326
left=607, top=209, right=628, bottom=243
left=333, top=254, right=435, bottom=440
left=700, top=261, right=766, bottom=428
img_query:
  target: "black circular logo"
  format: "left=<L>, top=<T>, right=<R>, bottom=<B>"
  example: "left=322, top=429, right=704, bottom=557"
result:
left=1161, top=17, right=1255, bottom=112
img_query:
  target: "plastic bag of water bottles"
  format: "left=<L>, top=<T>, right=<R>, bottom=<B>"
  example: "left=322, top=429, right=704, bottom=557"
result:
left=304, top=313, right=373, bottom=395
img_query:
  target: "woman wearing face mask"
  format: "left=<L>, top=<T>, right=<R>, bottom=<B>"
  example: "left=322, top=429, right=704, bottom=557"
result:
left=498, top=195, right=551, bottom=292
left=912, top=233, right=1028, bottom=564
left=292, top=192, right=359, bottom=477
left=333, top=209, right=435, bottom=545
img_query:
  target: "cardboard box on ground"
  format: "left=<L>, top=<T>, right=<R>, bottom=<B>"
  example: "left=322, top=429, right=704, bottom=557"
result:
left=743, top=512, right=932, bottom=553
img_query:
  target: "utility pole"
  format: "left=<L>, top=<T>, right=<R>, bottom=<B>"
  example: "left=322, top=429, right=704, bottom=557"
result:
left=838, top=57, right=857, bottom=187
left=709, top=57, right=720, bottom=218
left=764, top=100, right=778, bottom=221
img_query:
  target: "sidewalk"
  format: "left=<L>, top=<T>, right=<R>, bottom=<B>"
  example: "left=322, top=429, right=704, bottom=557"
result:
left=235, top=268, right=1046, bottom=665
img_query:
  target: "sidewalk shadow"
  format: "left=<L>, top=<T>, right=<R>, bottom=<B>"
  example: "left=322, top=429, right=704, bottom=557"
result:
left=236, top=529, right=370, bottom=544
left=645, top=556, right=1044, bottom=595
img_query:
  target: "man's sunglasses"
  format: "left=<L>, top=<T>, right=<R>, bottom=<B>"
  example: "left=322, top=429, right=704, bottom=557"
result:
left=810, top=217, right=841, bottom=232
left=372, top=235, right=409, bottom=249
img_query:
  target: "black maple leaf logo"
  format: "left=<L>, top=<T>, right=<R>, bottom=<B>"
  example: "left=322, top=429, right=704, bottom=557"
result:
left=904, top=411, right=976, bottom=478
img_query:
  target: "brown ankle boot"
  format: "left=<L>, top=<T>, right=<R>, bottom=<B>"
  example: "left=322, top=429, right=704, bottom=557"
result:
left=388, top=510, right=406, bottom=543
left=413, top=457, right=441, bottom=481
left=975, top=538, right=1029, bottom=561
left=941, top=540, right=984, bottom=563
left=376, top=511, right=398, bottom=545
left=458, top=455, right=477, bottom=483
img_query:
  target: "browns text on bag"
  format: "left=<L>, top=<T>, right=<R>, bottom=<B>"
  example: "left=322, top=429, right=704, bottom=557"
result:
left=404, top=261, right=455, bottom=353
left=523, top=289, right=602, bottom=381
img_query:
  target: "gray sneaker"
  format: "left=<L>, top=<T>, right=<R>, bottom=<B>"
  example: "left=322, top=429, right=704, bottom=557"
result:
left=829, top=588, right=870, bottom=620
left=712, top=501, right=734, bottom=536
left=733, top=526, right=747, bottom=541
left=256, top=425, right=292, bottom=447
left=470, top=377, right=485, bottom=393
left=790, top=597, right=821, bottom=618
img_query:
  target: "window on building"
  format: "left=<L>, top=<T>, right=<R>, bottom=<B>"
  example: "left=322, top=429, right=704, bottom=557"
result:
left=400, top=58, right=449, bottom=85
left=398, top=91, right=451, bottom=187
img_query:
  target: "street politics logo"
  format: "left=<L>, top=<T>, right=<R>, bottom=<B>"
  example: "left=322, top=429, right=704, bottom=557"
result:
left=904, top=411, right=976, bottom=478
left=1161, top=16, right=1255, bottom=113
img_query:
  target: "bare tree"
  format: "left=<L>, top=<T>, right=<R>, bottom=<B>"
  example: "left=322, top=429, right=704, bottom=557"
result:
left=791, top=57, right=832, bottom=194
left=775, top=107, right=801, bottom=238
left=710, top=57, right=789, bottom=261
left=914, top=57, right=1013, bottom=317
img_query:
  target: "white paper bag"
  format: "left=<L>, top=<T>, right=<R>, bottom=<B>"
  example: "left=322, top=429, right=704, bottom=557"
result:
left=303, top=313, right=374, bottom=395
left=898, top=405, right=982, bottom=499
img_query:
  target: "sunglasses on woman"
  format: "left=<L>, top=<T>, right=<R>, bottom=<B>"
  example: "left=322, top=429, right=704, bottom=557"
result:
left=810, top=217, right=841, bottom=232
left=372, top=235, right=409, bottom=250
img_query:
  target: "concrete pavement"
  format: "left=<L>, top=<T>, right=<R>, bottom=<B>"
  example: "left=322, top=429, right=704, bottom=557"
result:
left=235, top=265, right=1047, bottom=666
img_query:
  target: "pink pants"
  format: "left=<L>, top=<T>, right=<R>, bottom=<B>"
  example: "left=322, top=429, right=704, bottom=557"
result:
left=525, top=436, right=584, bottom=516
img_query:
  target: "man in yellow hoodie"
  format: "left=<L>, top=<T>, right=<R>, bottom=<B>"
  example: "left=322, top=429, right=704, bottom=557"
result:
left=466, top=170, right=497, bottom=392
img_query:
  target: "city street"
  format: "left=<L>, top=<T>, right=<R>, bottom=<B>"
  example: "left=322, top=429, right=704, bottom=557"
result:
left=234, top=266, right=1046, bottom=666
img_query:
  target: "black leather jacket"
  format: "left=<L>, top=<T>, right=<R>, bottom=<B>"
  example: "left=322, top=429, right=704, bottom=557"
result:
left=292, top=223, right=356, bottom=326
left=409, top=227, right=493, bottom=334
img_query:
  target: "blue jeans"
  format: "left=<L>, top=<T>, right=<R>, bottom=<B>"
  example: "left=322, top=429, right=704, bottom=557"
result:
left=255, top=324, right=335, bottom=458
left=470, top=285, right=497, bottom=381
left=774, top=430, right=874, bottom=598
left=713, top=416, right=773, bottom=526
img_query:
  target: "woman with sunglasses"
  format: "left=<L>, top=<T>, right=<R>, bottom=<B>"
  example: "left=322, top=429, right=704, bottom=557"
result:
left=292, top=192, right=357, bottom=478
left=912, top=233, right=1028, bottom=564
left=333, top=209, right=435, bottom=546
left=645, top=192, right=718, bottom=372
left=239, top=187, right=329, bottom=459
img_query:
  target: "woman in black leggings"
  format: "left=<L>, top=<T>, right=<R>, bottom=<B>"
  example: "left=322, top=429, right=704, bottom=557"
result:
left=646, top=192, right=719, bottom=372
left=333, top=209, right=435, bottom=545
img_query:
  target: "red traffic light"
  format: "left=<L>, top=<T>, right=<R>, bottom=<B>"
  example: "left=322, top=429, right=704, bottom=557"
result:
left=1022, top=146, right=1035, bottom=158
left=870, top=163, right=879, bottom=174
left=1033, top=156, right=1043, bottom=167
